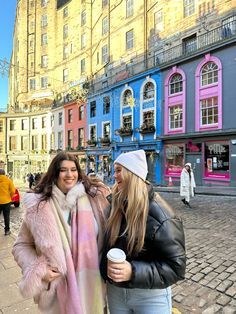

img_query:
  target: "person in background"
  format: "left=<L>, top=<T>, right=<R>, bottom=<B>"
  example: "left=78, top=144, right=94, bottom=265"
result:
left=0, top=169, right=16, bottom=235
left=100, top=150, right=186, bottom=314
left=12, top=152, right=111, bottom=314
left=180, top=162, right=196, bottom=208
left=28, top=173, right=35, bottom=189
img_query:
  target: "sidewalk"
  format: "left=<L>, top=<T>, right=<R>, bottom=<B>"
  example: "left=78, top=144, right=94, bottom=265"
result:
left=0, top=229, right=40, bottom=313
left=154, top=185, right=236, bottom=197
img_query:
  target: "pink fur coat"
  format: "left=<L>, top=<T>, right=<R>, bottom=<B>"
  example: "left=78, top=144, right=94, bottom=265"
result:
left=12, top=184, right=110, bottom=313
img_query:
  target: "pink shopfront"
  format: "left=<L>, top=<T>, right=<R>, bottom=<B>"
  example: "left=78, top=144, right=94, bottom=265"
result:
left=164, top=139, right=230, bottom=186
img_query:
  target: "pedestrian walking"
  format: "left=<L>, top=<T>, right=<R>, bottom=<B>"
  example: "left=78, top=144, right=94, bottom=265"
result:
left=12, top=152, right=111, bottom=314
left=28, top=172, right=35, bottom=189
left=0, top=169, right=16, bottom=235
left=180, top=162, right=196, bottom=208
left=100, top=150, right=186, bottom=314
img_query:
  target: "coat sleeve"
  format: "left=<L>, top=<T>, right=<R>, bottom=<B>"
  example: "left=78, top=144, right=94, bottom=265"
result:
left=129, top=218, right=186, bottom=289
left=12, top=220, right=49, bottom=298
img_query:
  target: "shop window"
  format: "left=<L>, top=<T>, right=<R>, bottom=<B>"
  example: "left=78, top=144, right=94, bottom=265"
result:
left=165, top=144, right=184, bottom=176
left=204, top=141, right=229, bottom=179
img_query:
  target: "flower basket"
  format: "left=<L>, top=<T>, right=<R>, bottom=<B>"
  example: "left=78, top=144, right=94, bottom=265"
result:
left=118, top=127, right=133, bottom=137
left=100, top=137, right=111, bottom=145
left=139, top=125, right=156, bottom=134
left=87, top=139, right=97, bottom=146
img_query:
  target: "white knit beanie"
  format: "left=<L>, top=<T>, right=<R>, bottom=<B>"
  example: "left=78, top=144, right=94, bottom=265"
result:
left=114, top=150, right=148, bottom=181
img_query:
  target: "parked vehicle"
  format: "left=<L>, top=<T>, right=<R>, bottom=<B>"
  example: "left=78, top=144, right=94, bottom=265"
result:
left=11, top=188, right=20, bottom=207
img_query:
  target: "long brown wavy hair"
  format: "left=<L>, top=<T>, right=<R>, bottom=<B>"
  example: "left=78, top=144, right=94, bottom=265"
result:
left=32, top=152, right=101, bottom=201
left=107, top=165, right=149, bottom=256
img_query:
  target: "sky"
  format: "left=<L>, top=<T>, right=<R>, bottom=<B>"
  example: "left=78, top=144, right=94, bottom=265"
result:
left=0, top=1, right=17, bottom=111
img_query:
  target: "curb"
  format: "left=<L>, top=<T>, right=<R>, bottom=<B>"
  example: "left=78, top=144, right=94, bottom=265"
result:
left=153, top=188, right=236, bottom=197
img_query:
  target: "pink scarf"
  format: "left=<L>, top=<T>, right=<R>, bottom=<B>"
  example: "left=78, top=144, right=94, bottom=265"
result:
left=51, top=183, right=105, bottom=314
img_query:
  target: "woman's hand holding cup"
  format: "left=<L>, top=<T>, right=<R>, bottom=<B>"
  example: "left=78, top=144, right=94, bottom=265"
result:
left=107, top=248, right=132, bottom=282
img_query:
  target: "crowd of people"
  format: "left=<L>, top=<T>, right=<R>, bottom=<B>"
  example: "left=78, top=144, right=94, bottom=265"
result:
left=8, top=150, right=187, bottom=314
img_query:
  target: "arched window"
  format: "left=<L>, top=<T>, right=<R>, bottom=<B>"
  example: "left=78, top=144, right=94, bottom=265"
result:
left=123, top=89, right=132, bottom=106
left=169, top=74, right=183, bottom=94
left=195, top=55, right=222, bottom=131
left=201, top=62, right=218, bottom=86
left=164, top=67, right=186, bottom=135
left=143, top=82, right=154, bottom=99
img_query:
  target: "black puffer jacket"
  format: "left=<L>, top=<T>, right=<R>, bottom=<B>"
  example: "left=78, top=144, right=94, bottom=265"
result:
left=100, top=187, right=186, bottom=289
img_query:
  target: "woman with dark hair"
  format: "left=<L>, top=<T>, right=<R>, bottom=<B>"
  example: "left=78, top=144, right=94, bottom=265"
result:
left=12, top=152, right=111, bottom=314
left=100, top=150, right=186, bottom=314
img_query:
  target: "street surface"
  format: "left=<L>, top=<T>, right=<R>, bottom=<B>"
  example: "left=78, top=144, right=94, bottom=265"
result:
left=0, top=189, right=235, bottom=313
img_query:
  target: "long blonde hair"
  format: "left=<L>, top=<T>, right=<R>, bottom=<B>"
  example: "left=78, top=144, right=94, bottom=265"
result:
left=107, top=166, right=149, bottom=256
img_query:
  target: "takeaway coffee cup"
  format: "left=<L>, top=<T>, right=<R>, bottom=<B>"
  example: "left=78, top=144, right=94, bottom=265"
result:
left=107, top=248, right=126, bottom=263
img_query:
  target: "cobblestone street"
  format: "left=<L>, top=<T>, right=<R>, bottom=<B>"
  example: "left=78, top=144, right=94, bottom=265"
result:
left=1, top=191, right=236, bottom=313
left=161, top=192, right=236, bottom=314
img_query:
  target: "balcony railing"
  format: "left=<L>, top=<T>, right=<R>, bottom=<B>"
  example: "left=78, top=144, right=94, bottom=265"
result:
left=91, top=18, right=236, bottom=92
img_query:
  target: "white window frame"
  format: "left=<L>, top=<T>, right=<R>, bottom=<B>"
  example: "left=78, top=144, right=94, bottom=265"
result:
left=200, top=97, right=218, bottom=127
left=201, top=62, right=218, bottom=87
left=169, top=105, right=183, bottom=130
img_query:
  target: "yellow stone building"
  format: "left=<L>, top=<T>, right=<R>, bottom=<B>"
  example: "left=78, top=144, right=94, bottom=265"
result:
left=0, top=116, right=6, bottom=169
left=9, top=0, right=236, bottom=110
left=4, top=0, right=236, bottom=181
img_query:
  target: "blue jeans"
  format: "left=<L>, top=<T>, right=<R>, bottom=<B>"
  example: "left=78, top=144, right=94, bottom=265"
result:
left=107, top=283, right=172, bottom=314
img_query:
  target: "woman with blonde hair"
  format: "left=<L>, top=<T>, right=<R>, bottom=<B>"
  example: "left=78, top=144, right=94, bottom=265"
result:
left=100, top=149, right=186, bottom=314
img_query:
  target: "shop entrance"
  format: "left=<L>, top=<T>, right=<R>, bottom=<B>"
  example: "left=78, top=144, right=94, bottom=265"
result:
left=185, top=154, right=202, bottom=186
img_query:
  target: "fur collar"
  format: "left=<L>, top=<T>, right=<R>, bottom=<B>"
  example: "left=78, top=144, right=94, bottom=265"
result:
left=52, top=182, right=86, bottom=212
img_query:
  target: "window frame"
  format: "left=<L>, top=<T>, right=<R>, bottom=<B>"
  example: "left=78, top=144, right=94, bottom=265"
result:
left=126, top=29, right=134, bottom=50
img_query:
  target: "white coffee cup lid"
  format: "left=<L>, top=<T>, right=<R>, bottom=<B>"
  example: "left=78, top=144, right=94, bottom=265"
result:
left=107, top=248, right=126, bottom=263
